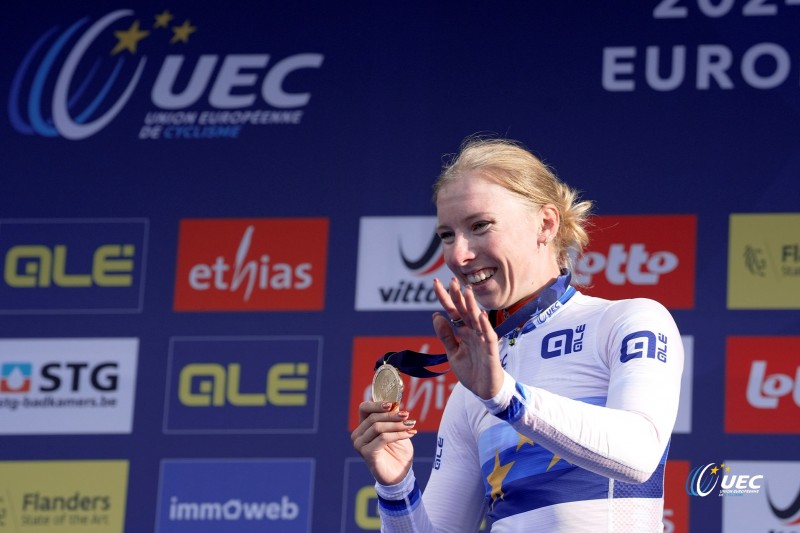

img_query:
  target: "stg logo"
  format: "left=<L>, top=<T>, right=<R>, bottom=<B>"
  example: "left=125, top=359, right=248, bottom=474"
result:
left=726, top=336, right=800, bottom=434
left=573, top=215, right=696, bottom=309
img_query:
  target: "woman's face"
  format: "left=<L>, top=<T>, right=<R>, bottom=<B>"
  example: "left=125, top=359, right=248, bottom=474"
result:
left=435, top=172, right=558, bottom=310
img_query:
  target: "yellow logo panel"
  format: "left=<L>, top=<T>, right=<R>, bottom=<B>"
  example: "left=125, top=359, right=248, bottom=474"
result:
left=0, top=461, right=128, bottom=532
left=728, top=213, right=800, bottom=309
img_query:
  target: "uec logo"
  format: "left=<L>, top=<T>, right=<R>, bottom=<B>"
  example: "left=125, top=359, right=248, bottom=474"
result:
left=10, top=9, right=323, bottom=140
left=686, top=463, right=763, bottom=497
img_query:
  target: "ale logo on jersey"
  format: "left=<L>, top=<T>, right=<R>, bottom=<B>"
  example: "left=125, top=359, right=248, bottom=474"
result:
left=355, top=217, right=451, bottom=310
left=174, top=218, right=328, bottom=311
left=349, top=336, right=453, bottom=432
left=573, top=215, right=696, bottom=309
left=10, top=9, right=324, bottom=141
left=0, top=219, right=147, bottom=313
left=725, top=336, right=800, bottom=434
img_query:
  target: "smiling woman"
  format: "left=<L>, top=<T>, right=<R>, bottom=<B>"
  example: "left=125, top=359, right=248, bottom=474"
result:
left=351, top=135, right=685, bottom=532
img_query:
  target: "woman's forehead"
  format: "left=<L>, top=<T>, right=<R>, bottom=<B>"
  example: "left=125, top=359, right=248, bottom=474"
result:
left=436, top=174, right=529, bottom=220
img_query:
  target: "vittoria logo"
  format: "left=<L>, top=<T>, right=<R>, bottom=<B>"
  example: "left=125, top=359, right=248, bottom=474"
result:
left=173, top=218, right=328, bottom=312
left=355, top=217, right=452, bottom=310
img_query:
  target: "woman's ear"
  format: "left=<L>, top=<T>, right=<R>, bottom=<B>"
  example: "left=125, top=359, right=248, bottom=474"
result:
left=538, top=204, right=560, bottom=245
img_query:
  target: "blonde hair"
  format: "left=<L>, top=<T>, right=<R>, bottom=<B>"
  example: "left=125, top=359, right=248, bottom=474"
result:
left=433, top=136, right=593, bottom=272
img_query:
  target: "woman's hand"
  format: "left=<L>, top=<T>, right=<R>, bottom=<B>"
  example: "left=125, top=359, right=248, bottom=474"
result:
left=351, top=401, right=417, bottom=485
left=432, top=277, right=504, bottom=400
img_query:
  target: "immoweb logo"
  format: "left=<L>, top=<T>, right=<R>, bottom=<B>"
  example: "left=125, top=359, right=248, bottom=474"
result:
left=168, top=496, right=299, bottom=522
left=10, top=9, right=324, bottom=140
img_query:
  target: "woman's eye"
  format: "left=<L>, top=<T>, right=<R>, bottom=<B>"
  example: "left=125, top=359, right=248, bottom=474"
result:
left=437, top=231, right=454, bottom=243
left=473, top=221, right=490, bottom=232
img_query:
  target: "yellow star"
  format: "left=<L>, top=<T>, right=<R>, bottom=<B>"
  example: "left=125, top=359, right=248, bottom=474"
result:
left=111, top=20, right=150, bottom=55
left=515, top=434, right=534, bottom=451
left=154, top=10, right=174, bottom=29
left=487, top=449, right=515, bottom=508
left=171, top=20, right=197, bottom=44
left=710, top=466, right=719, bottom=475
left=547, top=454, right=563, bottom=471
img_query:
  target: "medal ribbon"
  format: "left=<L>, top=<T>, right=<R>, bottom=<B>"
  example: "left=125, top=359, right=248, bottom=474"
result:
left=375, top=270, right=576, bottom=378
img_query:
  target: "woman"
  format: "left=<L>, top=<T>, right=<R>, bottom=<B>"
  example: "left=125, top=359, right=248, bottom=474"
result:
left=352, top=137, right=684, bottom=532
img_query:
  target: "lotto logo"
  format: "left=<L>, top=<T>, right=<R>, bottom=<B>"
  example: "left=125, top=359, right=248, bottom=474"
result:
left=725, top=336, right=800, bottom=434
left=574, top=215, right=696, bottom=309
left=174, top=218, right=328, bottom=311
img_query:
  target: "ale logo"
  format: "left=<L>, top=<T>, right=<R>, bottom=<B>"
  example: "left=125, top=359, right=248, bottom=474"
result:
left=10, top=9, right=324, bottom=140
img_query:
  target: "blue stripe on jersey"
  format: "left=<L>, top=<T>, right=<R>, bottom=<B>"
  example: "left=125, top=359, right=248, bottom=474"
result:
left=486, top=464, right=610, bottom=523
left=494, top=381, right=533, bottom=422
left=612, top=441, right=669, bottom=499
left=377, top=479, right=422, bottom=517
left=479, top=397, right=668, bottom=521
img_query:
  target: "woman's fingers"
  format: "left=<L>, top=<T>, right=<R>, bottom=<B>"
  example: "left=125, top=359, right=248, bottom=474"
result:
left=352, top=403, right=416, bottom=448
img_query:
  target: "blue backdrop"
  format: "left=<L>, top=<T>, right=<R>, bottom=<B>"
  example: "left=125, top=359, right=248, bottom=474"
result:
left=2, top=2, right=799, bottom=532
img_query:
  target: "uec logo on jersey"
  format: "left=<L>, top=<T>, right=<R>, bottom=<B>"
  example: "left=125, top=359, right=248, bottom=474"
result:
left=10, top=10, right=323, bottom=140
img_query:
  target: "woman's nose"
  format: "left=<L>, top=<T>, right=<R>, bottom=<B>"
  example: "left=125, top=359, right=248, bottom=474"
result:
left=450, top=235, right=476, bottom=265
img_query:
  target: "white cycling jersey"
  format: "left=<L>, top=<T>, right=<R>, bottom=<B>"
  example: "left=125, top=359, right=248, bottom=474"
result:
left=375, top=291, right=684, bottom=532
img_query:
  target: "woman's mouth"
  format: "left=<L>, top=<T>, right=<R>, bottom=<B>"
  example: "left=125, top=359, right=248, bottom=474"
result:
left=466, top=268, right=496, bottom=285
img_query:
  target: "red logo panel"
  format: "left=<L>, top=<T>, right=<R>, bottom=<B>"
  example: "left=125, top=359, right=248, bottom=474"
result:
left=349, top=336, right=455, bottom=432
left=575, top=215, right=696, bottom=309
left=174, top=218, right=328, bottom=311
left=664, top=460, right=689, bottom=533
left=725, top=336, right=800, bottom=434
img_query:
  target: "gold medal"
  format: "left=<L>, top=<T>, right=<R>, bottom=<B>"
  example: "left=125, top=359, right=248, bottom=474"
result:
left=371, top=362, right=404, bottom=407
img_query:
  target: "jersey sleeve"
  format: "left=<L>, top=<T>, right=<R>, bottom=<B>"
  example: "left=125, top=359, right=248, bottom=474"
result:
left=481, top=298, right=683, bottom=483
left=375, top=384, right=487, bottom=532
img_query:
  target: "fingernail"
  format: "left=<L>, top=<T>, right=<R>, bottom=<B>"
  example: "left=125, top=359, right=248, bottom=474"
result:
left=406, top=429, right=418, bottom=435
left=381, top=402, right=392, bottom=410
left=403, top=420, right=416, bottom=426
left=396, top=411, right=409, bottom=418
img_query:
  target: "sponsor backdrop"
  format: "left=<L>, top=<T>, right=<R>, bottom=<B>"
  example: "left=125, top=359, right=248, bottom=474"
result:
left=1, top=2, right=798, bottom=532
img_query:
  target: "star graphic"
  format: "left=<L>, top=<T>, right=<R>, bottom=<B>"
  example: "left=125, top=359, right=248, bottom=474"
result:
left=154, top=10, right=174, bottom=29
left=487, top=449, right=515, bottom=508
left=515, top=434, right=534, bottom=451
left=171, top=20, right=197, bottom=44
left=711, top=466, right=719, bottom=475
left=112, top=20, right=150, bottom=55
left=547, top=454, right=564, bottom=471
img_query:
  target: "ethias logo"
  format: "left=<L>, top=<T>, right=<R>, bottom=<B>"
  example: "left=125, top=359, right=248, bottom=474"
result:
left=174, top=218, right=328, bottom=312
